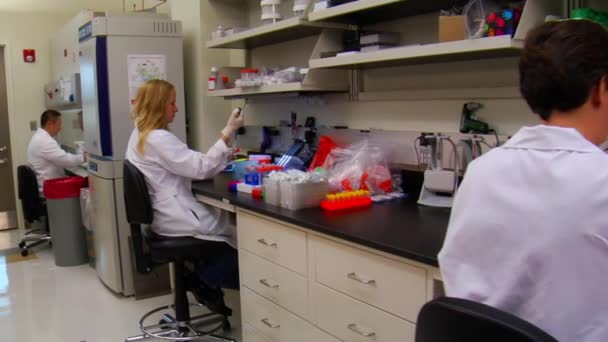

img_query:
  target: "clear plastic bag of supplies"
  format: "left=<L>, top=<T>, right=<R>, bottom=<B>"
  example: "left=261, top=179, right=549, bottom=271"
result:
left=463, top=0, right=502, bottom=39
left=322, top=140, right=392, bottom=195
left=80, top=188, right=92, bottom=231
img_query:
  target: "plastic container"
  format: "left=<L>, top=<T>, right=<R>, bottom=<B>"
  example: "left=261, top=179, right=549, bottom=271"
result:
left=263, top=177, right=281, bottom=206
left=208, top=66, right=219, bottom=91
left=233, top=160, right=259, bottom=181
left=280, top=180, right=329, bottom=210
left=261, top=0, right=283, bottom=25
left=321, top=190, right=372, bottom=211
left=43, top=176, right=89, bottom=267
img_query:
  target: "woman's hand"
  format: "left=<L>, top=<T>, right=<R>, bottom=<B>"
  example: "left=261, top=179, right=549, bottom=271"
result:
left=221, top=108, right=245, bottom=141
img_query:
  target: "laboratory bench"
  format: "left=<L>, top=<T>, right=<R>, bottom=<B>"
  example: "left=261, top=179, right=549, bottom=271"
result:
left=192, top=173, right=450, bottom=342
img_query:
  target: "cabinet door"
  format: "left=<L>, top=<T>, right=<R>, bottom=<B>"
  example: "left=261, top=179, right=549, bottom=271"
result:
left=240, top=249, right=309, bottom=319
left=311, top=282, right=416, bottom=342
left=242, top=323, right=273, bottom=342
left=242, top=286, right=341, bottom=342
left=312, top=236, right=427, bottom=322
left=238, top=211, right=307, bottom=275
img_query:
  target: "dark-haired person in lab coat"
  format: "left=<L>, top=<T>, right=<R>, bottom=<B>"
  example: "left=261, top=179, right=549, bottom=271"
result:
left=126, top=79, right=243, bottom=314
left=439, top=20, right=608, bottom=341
left=27, top=109, right=86, bottom=193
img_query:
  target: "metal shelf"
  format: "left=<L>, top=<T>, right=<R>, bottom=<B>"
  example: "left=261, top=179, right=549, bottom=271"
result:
left=309, top=36, right=524, bottom=69
left=207, top=82, right=348, bottom=98
left=308, top=0, right=453, bottom=26
left=206, top=17, right=351, bottom=49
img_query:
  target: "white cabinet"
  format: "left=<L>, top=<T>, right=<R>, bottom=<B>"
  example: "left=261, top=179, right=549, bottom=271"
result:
left=311, top=282, right=416, bottom=342
left=236, top=210, right=437, bottom=342
left=238, top=211, right=308, bottom=275
left=239, top=249, right=309, bottom=319
left=311, top=235, right=427, bottom=322
left=242, top=287, right=341, bottom=342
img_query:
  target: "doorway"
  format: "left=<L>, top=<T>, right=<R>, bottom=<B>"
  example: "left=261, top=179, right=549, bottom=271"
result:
left=0, top=47, right=17, bottom=231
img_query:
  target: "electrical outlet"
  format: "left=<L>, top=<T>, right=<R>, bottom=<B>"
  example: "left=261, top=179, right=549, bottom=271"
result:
left=29, top=120, right=37, bottom=131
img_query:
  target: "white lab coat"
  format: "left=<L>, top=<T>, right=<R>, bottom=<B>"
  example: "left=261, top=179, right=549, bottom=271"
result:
left=125, top=128, right=236, bottom=247
left=27, top=128, right=84, bottom=193
left=439, top=125, right=608, bottom=342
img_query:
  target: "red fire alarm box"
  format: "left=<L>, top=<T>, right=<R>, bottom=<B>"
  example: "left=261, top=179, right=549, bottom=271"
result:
left=23, top=49, right=35, bottom=63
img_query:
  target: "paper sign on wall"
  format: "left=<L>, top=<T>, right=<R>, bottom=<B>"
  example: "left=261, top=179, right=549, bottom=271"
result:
left=127, top=54, right=166, bottom=108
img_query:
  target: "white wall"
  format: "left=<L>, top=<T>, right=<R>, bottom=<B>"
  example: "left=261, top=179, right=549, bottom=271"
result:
left=171, top=0, right=235, bottom=151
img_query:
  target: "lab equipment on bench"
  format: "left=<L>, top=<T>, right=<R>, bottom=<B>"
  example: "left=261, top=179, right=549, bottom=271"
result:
left=79, top=12, right=184, bottom=296
left=321, top=190, right=372, bottom=211
left=418, top=134, right=459, bottom=208
left=460, top=102, right=491, bottom=134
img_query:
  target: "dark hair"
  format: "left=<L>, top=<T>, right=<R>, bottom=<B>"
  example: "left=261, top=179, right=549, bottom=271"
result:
left=519, top=20, right=608, bottom=120
left=40, top=109, right=61, bottom=128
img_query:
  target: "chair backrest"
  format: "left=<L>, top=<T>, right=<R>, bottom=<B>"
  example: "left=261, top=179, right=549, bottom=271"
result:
left=123, top=160, right=153, bottom=274
left=17, top=165, right=44, bottom=222
left=416, top=297, right=558, bottom=342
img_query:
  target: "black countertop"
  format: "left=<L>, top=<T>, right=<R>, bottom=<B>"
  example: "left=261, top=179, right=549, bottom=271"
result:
left=192, top=174, right=450, bottom=267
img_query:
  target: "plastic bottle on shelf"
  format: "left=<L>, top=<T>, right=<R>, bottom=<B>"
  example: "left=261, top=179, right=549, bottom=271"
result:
left=208, top=67, right=219, bottom=91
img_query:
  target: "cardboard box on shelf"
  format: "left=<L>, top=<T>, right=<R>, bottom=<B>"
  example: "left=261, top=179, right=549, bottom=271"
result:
left=439, top=15, right=467, bottom=43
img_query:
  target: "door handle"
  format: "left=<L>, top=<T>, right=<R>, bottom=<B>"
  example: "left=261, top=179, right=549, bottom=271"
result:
left=347, top=272, right=376, bottom=286
left=347, top=323, right=376, bottom=338
left=261, top=318, right=280, bottom=329
left=257, top=238, right=278, bottom=248
left=259, top=278, right=279, bottom=289
left=0, top=158, right=8, bottom=164
left=0, top=146, right=6, bottom=152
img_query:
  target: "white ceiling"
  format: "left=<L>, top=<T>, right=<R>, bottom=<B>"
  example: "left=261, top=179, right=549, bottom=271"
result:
left=0, top=0, right=168, bottom=14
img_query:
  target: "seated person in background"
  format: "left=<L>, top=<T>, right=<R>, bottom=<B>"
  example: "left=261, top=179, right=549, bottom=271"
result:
left=27, top=109, right=86, bottom=193
left=438, top=20, right=608, bottom=342
left=126, top=79, right=244, bottom=314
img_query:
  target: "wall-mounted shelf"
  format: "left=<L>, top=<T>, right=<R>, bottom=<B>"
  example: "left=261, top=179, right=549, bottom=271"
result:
left=207, top=82, right=348, bottom=99
left=309, top=36, right=524, bottom=70
left=308, top=0, right=452, bottom=25
left=206, top=17, right=351, bottom=49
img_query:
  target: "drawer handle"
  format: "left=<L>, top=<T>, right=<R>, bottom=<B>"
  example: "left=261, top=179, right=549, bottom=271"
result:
left=347, top=323, right=376, bottom=338
left=261, top=318, right=280, bottom=329
left=259, top=278, right=279, bottom=289
left=347, top=272, right=376, bottom=285
left=257, top=238, right=278, bottom=248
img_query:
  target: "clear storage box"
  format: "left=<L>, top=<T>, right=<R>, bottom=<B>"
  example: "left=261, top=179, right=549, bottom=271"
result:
left=280, top=180, right=329, bottom=210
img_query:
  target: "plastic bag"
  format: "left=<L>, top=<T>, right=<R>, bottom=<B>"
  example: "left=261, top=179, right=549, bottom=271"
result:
left=322, top=140, right=392, bottom=195
left=463, top=0, right=501, bottom=39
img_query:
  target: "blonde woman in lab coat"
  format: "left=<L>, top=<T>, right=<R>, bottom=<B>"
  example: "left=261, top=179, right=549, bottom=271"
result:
left=126, top=79, right=243, bottom=312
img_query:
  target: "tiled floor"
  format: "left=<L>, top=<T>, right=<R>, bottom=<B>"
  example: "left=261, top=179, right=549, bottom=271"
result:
left=0, top=230, right=242, bottom=341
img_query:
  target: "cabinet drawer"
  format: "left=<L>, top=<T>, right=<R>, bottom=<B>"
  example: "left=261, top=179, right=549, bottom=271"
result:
left=242, top=286, right=341, bottom=342
left=238, top=211, right=307, bottom=275
left=240, top=249, right=309, bottom=319
left=311, top=282, right=415, bottom=342
left=243, top=323, right=273, bottom=342
left=312, top=236, right=427, bottom=322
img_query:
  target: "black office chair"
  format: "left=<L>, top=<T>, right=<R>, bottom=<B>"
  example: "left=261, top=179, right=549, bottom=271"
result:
left=123, top=160, right=235, bottom=342
left=17, top=165, right=51, bottom=257
left=416, top=297, right=558, bottom=342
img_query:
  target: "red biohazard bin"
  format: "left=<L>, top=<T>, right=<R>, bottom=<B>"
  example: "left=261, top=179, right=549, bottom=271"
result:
left=43, top=176, right=89, bottom=266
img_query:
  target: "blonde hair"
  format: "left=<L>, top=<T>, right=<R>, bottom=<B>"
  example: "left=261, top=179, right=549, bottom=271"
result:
left=131, top=79, right=175, bottom=154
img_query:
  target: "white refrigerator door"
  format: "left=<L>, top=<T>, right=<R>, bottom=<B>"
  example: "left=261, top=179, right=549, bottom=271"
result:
left=104, top=35, right=186, bottom=160
left=89, top=173, right=123, bottom=293
left=80, top=38, right=105, bottom=157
